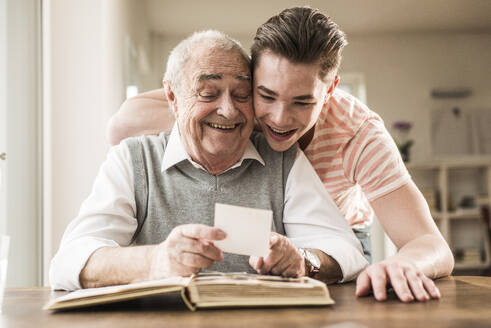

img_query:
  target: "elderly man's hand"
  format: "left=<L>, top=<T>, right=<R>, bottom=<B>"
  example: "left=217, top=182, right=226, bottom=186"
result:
left=148, top=224, right=226, bottom=279
left=249, top=232, right=305, bottom=278
left=356, top=260, right=441, bottom=302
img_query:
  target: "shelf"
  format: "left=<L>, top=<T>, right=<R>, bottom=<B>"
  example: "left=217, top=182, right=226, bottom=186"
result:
left=431, top=211, right=443, bottom=219
left=431, top=209, right=482, bottom=220
left=406, top=155, right=491, bottom=272
left=476, top=198, right=491, bottom=206
left=454, top=262, right=491, bottom=270
left=449, top=209, right=481, bottom=219
left=406, top=155, right=491, bottom=169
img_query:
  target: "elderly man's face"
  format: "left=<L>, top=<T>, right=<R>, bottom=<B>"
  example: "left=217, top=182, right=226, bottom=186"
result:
left=174, top=48, right=254, bottom=171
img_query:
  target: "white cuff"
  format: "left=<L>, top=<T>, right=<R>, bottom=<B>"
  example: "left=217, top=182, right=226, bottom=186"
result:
left=49, top=237, right=119, bottom=291
left=291, top=236, right=368, bottom=282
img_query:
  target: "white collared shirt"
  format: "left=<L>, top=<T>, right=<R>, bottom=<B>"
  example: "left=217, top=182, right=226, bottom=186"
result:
left=49, top=124, right=368, bottom=290
left=161, top=124, right=265, bottom=172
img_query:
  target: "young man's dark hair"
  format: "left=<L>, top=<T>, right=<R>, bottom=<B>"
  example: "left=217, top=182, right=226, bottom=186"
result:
left=251, top=6, right=347, bottom=80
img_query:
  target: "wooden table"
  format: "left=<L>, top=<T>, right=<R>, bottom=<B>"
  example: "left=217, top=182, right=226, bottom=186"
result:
left=1, top=276, right=490, bottom=328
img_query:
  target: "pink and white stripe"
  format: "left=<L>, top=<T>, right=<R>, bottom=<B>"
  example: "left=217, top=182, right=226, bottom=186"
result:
left=304, top=89, right=411, bottom=227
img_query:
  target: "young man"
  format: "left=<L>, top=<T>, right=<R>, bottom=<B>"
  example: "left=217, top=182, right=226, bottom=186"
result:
left=107, top=7, right=454, bottom=303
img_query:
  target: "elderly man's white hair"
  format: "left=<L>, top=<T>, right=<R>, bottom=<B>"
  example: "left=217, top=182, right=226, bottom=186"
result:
left=163, top=30, right=250, bottom=91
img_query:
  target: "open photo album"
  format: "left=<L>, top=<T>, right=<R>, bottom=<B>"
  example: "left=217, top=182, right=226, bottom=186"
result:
left=44, top=272, right=334, bottom=311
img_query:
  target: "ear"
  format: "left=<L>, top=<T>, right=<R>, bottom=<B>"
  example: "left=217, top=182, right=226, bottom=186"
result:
left=163, top=81, right=179, bottom=117
left=327, top=75, right=340, bottom=96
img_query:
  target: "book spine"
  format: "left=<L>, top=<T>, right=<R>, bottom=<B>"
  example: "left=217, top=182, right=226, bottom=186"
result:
left=180, top=287, right=196, bottom=311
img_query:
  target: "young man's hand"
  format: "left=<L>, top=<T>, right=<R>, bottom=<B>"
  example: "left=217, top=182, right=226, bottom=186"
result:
left=249, top=232, right=305, bottom=278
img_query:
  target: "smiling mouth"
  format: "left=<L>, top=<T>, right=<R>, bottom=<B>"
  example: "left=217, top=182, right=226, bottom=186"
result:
left=206, top=122, right=241, bottom=131
left=267, top=124, right=297, bottom=137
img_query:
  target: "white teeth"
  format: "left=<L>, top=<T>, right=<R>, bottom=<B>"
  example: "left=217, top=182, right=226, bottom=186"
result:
left=270, top=126, right=293, bottom=135
left=271, top=127, right=288, bottom=133
left=208, top=123, right=236, bottom=130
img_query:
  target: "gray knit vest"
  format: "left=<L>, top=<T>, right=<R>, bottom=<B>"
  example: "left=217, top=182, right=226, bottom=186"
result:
left=125, top=131, right=297, bottom=273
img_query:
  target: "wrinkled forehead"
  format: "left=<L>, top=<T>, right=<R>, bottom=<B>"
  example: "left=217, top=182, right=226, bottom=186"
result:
left=185, top=47, right=251, bottom=85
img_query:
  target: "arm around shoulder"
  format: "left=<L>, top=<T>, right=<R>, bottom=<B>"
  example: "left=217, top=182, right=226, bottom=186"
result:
left=106, top=89, right=175, bottom=146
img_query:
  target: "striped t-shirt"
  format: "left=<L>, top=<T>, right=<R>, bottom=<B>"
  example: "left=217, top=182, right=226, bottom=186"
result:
left=304, top=88, right=411, bottom=228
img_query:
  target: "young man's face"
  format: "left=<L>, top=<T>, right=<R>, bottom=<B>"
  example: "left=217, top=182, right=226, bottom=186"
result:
left=253, top=52, right=338, bottom=152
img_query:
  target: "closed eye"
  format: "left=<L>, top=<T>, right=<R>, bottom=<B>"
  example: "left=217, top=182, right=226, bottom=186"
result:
left=198, top=93, right=218, bottom=101
left=294, top=102, right=316, bottom=107
left=259, top=94, right=275, bottom=101
left=234, top=94, right=250, bottom=102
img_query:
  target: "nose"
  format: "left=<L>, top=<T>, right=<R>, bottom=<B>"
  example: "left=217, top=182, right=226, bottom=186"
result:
left=216, top=93, right=239, bottom=120
left=269, top=102, right=291, bottom=127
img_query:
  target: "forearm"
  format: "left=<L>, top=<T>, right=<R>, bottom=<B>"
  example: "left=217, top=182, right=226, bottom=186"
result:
left=371, top=182, right=455, bottom=279
left=389, top=233, right=454, bottom=279
left=80, top=245, right=155, bottom=288
left=107, top=88, right=174, bottom=145
left=308, top=249, right=342, bottom=284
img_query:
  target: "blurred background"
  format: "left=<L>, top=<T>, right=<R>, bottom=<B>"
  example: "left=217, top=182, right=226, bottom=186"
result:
left=1, top=0, right=490, bottom=287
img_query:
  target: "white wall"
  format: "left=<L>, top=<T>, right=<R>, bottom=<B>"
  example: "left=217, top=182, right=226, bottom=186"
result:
left=43, top=0, right=153, bottom=284
left=43, top=0, right=107, bottom=283
left=0, top=0, right=7, bottom=237
left=341, top=32, right=491, bottom=162
left=2, top=0, right=41, bottom=287
left=103, top=0, right=153, bottom=113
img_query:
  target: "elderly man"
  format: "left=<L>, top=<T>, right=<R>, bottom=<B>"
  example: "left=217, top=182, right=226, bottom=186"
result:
left=49, top=30, right=367, bottom=291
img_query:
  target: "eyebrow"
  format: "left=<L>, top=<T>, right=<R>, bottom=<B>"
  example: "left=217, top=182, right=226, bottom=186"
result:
left=257, top=85, right=314, bottom=100
left=236, top=74, right=251, bottom=81
left=257, top=85, right=278, bottom=96
left=198, top=73, right=251, bottom=82
left=198, top=74, right=222, bottom=81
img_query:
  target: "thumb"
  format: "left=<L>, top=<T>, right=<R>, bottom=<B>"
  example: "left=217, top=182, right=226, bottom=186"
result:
left=269, top=233, right=281, bottom=248
left=249, top=256, right=264, bottom=271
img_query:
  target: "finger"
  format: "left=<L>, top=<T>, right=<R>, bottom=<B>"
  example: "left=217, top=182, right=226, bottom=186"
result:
left=269, top=233, right=281, bottom=248
left=355, top=271, right=372, bottom=297
left=271, top=248, right=304, bottom=277
left=256, top=257, right=264, bottom=271
left=281, top=265, right=302, bottom=278
left=178, top=224, right=226, bottom=241
left=261, top=236, right=286, bottom=274
left=177, top=237, right=224, bottom=262
left=200, top=239, right=213, bottom=246
left=406, top=270, right=430, bottom=302
left=386, top=263, right=414, bottom=303
left=249, top=256, right=263, bottom=272
left=270, top=257, right=291, bottom=276
left=178, top=252, right=215, bottom=269
left=174, top=263, right=200, bottom=277
left=259, top=251, right=283, bottom=274
left=369, top=267, right=389, bottom=301
left=421, top=275, right=441, bottom=299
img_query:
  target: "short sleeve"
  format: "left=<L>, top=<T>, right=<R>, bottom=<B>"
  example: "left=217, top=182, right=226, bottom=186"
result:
left=343, top=119, right=411, bottom=202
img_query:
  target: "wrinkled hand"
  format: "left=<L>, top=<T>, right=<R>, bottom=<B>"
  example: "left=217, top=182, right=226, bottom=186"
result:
left=356, top=260, right=441, bottom=302
left=249, top=232, right=305, bottom=278
left=148, top=224, right=226, bottom=279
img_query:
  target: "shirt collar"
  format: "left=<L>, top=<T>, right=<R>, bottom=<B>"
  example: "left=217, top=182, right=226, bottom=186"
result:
left=161, top=123, right=265, bottom=173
